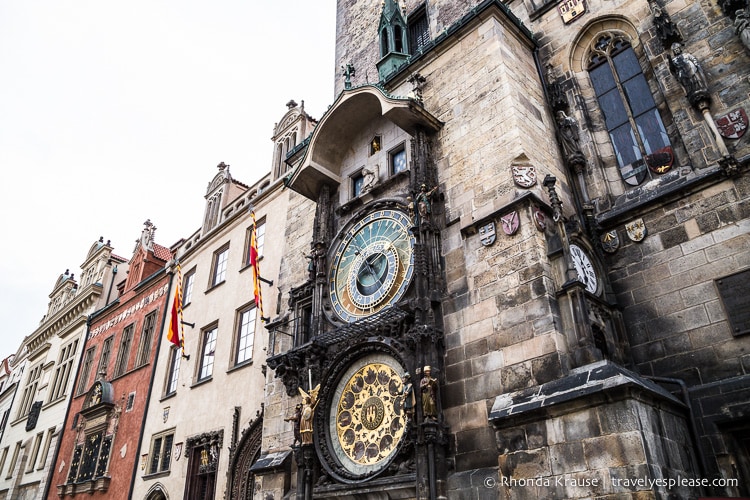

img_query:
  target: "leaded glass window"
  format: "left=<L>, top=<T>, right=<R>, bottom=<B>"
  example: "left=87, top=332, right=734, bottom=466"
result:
left=588, top=33, right=673, bottom=185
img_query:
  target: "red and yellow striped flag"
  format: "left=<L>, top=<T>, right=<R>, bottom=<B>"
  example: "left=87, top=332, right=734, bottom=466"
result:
left=167, top=263, right=185, bottom=354
left=249, top=211, right=265, bottom=321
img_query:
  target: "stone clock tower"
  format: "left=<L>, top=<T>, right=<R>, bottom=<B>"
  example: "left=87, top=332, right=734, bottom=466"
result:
left=255, top=0, right=749, bottom=498
left=266, top=80, right=448, bottom=497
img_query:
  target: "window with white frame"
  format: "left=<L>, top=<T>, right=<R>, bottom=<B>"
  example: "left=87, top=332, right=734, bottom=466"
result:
left=17, top=364, right=42, bottom=419
left=244, top=221, right=266, bottom=267
left=113, top=324, right=135, bottom=378
left=211, top=246, right=229, bottom=287
left=147, top=430, right=175, bottom=475
left=198, top=326, right=218, bottom=381
left=235, top=306, right=257, bottom=365
left=37, top=427, right=55, bottom=471
left=0, top=409, right=9, bottom=441
left=135, top=311, right=158, bottom=367
left=165, top=346, right=181, bottom=396
left=6, top=442, right=21, bottom=479
left=77, top=346, right=97, bottom=395
left=49, top=339, right=79, bottom=402
left=97, top=335, right=114, bottom=380
left=183, top=268, right=196, bottom=306
left=0, top=447, right=7, bottom=478
left=26, top=432, right=43, bottom=473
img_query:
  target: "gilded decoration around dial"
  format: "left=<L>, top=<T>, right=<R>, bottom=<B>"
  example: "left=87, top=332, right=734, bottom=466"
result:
left=334, top=362, right=406, bottom=470
left=329, top=209, right=415, bottom=323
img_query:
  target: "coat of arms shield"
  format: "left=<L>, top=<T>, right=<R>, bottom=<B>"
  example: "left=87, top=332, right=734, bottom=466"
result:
left=479, top=222, right=496, bottom=246
left=512, top=165, right=537, bottom=188
left=716, top=108, right=748, bottom=140
left=500, top=211, right=520, bottom=235
left=625, top=218, right=647, bottom=242
left=601, top=230, right=620, bottom=253
left=533, top=207, right=547, bottom=231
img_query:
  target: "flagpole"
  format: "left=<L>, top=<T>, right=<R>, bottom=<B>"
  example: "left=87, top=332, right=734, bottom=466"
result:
left=249, top=210, right=269, bottom=322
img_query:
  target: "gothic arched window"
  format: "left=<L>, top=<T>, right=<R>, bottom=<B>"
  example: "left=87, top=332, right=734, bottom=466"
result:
left=588, top=32, right=673, bottom=186
left=381, top=28, right=390, bottom=57
left=394, top=25, right=404, bottom=53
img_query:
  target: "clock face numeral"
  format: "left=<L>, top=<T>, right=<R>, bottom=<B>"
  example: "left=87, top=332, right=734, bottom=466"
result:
left=570, top=244, right=599, bottom=294
left=329, top=210, right=415, bottom=322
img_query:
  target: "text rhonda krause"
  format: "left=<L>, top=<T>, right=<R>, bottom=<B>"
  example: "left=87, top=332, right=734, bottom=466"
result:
left=498, top=475, right=738, bottom=489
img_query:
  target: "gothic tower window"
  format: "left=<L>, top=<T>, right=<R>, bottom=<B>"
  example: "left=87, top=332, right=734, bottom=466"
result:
left=587, top=32, right=672, bottom=186
left=408, top=4, right=429, bottom=55
left=203, top=190, right=223, bottom=232
left=394, top=25, right=404, bottom=52
left=377, top=0, right=411, bottom=80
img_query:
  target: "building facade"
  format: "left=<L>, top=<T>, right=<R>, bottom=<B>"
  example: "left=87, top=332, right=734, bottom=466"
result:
left=131, top=102, right=317, bottom=500
left=256, top=0, right=750, bottom=498
left=0, top=238, right=125, bottom=500
left=47, top=223, right=172, bottom=499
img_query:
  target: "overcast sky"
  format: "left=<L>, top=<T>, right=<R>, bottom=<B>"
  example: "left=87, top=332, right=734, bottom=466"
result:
left=0, top=1, right=336, bottom=359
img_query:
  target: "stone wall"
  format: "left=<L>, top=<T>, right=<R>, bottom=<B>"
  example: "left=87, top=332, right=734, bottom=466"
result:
left=609, top=177, right=750, bottom=385
left=487, top=363, right=699, bottom=499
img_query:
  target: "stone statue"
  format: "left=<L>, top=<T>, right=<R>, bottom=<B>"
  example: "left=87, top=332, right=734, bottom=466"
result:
left=555, top=110, right=581, bottom=157
left=401, top=373, right=415, bottom=418
left=298, top=385, right=320, bottom=445
left=736, top=9, right=750, bottom=52
left=416, top=184, right=438, bottom=223
left=406, top=196, right=415, bottom=223
left=652, top=6, right=680, bottom=48
left=361, top=167, right=377, bottom=193
left=284, top=404, right=302, bottom=446
left=420, top=366, right=438, bottom=420
left=669, top=42, right=709, bottom=96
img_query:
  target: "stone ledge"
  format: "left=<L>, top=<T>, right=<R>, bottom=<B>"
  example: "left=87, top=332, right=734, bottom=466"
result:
left=489, top=361, right=683, bottom=422
left=249, top=450, right=291, bottom=474
left=313, top=473, right=416, bottom=499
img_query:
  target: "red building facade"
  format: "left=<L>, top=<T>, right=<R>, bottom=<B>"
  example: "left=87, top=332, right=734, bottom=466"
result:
left=48, top=222, right=173, bottom=499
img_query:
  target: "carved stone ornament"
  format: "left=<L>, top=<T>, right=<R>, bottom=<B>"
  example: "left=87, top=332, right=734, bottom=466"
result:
left=479, top=222, right=497, bottom=246
left=533, top=207, right=547, bottom=232
left=715, top=108, right=748, bottom=139
left=625, top=218, right=648, bottom=242
left=500, top=211, right=520, bottom=236
left=512, top=165, right=537, bottom=188
left=600, top=230, right=620, bottom=254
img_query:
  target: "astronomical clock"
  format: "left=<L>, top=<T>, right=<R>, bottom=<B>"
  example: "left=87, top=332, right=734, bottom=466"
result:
left=325, top=353, right=409, bottom=480
left=267, top=63, right=447, bottom=497
left=328, top=209, right=415, bottom=323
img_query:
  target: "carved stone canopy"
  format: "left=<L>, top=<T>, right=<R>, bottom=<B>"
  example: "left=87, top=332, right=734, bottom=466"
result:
left=285, top=85, right=442, bottom=200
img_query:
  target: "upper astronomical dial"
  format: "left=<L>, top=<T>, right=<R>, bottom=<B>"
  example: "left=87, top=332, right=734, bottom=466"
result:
left=329, top=209, right=414, bottom=323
